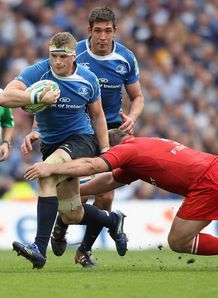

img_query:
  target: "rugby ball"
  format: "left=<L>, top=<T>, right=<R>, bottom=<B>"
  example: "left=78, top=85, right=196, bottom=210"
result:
left=22, top=80, right=59, bottom=113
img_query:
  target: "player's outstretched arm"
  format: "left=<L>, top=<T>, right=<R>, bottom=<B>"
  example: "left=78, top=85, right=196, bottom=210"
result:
left=24, top=156, right=109, bottom=181
left=80, top=172, right=124, bottom=196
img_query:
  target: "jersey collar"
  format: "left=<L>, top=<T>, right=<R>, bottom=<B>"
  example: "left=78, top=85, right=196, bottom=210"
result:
left=86, top=38, right=116, bottom=60
left=122, top=135, right=135, bottom=144
left=50, top=63, right=78, bottom=80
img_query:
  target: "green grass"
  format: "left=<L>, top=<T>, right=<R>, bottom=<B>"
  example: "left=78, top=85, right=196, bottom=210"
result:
left=0, top=248, right=218, bottom=298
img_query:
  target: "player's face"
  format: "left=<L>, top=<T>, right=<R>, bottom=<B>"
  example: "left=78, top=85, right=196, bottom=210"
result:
left=50, top=52, right=76, bottom=76
left=89, top=22, right=117, bottom=56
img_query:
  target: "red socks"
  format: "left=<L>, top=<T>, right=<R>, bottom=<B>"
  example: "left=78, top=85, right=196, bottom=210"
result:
left=191, top=233, right=218, bottom=255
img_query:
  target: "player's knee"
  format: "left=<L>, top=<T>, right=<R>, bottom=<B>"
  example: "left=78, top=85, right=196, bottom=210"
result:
left=58, top=193, right=83, bottom=224
left=60, top=205, right=84, bottom=224
left=168, top=233, right=187, bottom=253
left=168, top=233, right=180, bottom=252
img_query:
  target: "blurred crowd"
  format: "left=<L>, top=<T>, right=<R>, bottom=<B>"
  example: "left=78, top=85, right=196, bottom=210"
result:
left=0, top=0, right=217, bottom=201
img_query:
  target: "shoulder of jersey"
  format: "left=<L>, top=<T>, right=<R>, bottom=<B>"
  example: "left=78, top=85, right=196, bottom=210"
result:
left=114, top=41, right=135, bottom=57
left=77, top=63, right=94, bottom=74
left=76, top=39, right=87, bottom=54
left=27, top=59, right=50, bottom=73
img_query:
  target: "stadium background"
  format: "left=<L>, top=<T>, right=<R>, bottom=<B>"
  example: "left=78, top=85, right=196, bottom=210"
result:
left=0, top=0, right=218, bottom=249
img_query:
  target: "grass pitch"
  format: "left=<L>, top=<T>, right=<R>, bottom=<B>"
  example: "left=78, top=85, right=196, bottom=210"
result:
left=0, top=248, right=218, bottom=298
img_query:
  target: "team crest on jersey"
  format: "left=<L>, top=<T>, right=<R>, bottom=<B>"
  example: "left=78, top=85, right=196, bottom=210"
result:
left=80, top=62, right=90, bottom=70
left=78, top=86, right=88, bottom=96
left=116, top=64, right=127, bottom=74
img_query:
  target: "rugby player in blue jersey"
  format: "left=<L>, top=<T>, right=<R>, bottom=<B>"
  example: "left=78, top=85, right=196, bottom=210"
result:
left=51, top=7, right=144, bottom=267
left=0, top=32, right=127, bottom=269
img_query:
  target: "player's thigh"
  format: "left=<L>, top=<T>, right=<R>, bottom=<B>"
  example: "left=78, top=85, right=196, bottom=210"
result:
left=168, top=216, right=211, bottom=243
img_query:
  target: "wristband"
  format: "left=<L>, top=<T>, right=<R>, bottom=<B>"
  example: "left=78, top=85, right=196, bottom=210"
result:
left=32, top=127, right=39, bottom=132
left=30, top=91, right=40, bottom=104
left=2, top=140, right=11, bottom=148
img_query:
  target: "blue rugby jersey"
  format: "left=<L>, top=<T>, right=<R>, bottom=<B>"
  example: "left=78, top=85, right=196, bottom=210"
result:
left=16, top=59, right=101, bottom=144
left=76, top=39, right=139, bottom=125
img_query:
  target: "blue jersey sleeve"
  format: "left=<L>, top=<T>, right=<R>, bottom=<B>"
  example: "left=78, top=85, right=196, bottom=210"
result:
left=124, top=49, right=140, bottom=85
left=88, top=73, right=101, bottom=103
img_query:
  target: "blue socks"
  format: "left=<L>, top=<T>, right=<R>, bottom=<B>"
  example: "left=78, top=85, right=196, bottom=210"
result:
left=34, top=196, right=58, bottom=257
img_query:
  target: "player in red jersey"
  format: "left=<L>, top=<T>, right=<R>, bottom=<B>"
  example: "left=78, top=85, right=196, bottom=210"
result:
left=24, top=129, right=218, bottom=256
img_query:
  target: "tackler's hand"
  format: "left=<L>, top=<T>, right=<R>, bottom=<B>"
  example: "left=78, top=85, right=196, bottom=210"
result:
left=24, top=162, right=53, bottom=180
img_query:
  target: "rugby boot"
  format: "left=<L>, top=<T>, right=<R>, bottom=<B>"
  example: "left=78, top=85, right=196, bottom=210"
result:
left=75, top=249, right=97, bottom=268
left=51, top=225, right=67, bottom=256
left=109, top=210, right=128, bottom=256
left=12, top=241, right=46, bottom=269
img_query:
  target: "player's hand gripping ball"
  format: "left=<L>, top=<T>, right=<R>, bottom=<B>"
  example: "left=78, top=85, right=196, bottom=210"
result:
left=22, top=80, right=59, bottom=113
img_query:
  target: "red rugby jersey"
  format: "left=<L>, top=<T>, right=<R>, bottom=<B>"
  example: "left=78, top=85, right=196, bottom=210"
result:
left=101, top=136, right=218, bottom=196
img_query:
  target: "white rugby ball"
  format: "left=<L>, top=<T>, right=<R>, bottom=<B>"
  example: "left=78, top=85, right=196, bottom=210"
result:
left=22, top=80, right=59, bottom=113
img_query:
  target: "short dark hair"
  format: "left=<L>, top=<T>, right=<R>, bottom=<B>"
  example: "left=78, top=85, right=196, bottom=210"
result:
left=88, top=7, right=116, bottom=29
left=109, top=129, right=127, bottom=146
left=49, top=32, right=77, bottom=49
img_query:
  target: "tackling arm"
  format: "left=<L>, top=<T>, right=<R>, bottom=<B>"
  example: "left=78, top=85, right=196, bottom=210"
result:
left=24, top=156, right=110, bottom=181
left=80, top=172, right=124, bottom=196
